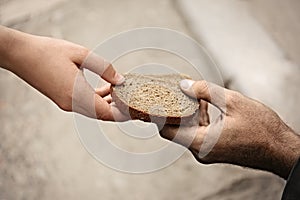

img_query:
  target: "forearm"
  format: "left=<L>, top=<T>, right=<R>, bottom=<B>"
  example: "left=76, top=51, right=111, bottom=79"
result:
left=0, top=26, right=56, bottom=92
left=0, top=26, right=25, bottom=71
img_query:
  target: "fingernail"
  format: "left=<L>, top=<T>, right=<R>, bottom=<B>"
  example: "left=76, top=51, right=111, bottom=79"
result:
left=180, top=79, right=194, bottom=90
left=115, top=74, right=125, bottom=85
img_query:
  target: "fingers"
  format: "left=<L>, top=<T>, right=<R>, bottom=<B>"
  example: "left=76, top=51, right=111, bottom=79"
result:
left=71, top=48, right=124, bottom=85
left=93, top=94, right=131, bottom=121
left=160, top=116, right=225, bottom=161
left=94, top=93, right=132, bottom=121
left=72, top=70, right=125, bottom=121
left=103, top=94, right=112, bottom=104
left=160, top=125, right=206, bottom=150
left=69, top=47, right=127, bottom=120
left=95, top=84, right=111, bottom=97
left=93, top=94, right=113, bottom=119
left=72, top=70, right=99, bottom=118
left=101, top=63, right=125, bottom=85
left=180, top=79, right=227, bottom=112
left=180, top=79, right=209, bottom=100
left=95, top=84, right=112, bottom=104
left=160, top=125, right=178, bottom=141
left=199, top=100, right=210, bottom=126
left=110, top=102, right=131, bottom=121
left=83, top=53, right=124, bottom=85
left=72, top=71, right=110, bottom=119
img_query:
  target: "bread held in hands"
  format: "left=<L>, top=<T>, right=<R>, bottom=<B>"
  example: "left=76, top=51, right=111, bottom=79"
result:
left=111, top=73, right=200, bottom=125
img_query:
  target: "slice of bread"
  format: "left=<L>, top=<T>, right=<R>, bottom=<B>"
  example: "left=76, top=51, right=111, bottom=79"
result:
left=111, top=73, right=200, bottom=125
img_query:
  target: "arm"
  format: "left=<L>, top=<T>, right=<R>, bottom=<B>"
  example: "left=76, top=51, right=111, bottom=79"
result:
left=160, top=79, right=300, bottom=179
left=0, top=25, right=127, bottom=121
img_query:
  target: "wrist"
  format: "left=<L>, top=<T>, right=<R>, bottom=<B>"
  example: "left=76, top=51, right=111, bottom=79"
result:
left=268, top=129, right=300, bottom=179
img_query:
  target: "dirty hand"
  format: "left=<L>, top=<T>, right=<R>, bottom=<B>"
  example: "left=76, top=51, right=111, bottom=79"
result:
left=0, top=26, right=127, bottom=121
left=160, top=79, right=300, bottom=179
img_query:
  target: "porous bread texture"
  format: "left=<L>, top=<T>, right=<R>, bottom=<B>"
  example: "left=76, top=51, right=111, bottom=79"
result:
left=111, top=73, right=200, bottom=125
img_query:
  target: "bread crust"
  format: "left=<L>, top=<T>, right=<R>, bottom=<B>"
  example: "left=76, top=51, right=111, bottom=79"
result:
left=111, top=86, right=200, bottom=125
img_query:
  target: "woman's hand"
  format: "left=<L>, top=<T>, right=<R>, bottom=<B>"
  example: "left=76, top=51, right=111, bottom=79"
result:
left=0, top=26, right=128, bottom=121
left=160, top=79, right=300, bottom=179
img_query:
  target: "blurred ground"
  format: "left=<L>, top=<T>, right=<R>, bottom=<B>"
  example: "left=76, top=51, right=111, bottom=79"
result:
left=0, top=0, right=299, bottom=200
left=250, top=0, right=300, bottom=66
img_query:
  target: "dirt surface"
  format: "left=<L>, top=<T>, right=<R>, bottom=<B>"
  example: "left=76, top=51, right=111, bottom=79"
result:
left=0, top=0, right=295, bottom=199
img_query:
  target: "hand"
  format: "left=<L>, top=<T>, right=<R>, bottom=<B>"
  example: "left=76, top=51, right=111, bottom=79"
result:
left=0, top=26, right=128, bottom=121
left=160, top=79, right=300, bottom=179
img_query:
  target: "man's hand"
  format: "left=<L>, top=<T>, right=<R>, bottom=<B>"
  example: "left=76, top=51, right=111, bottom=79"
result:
left=161, top=79, right=300, bottom=179
left=0, top=26, right=128, bottom=121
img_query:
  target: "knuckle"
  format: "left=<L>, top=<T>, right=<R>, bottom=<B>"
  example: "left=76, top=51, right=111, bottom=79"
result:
left=57, top=91, right=73, bottom=112
left=70, top=44, right=89, bottom=59
left=96, top=111, right=105, bottom=120
left=226, top=90, right=243, bottom=105
left=96, top=112, right=110, bottom=121
left=78, top=47, right=90, bottom=58
left=103, top=63, right=116, bottom=76
left=57, top=100, right=72, bottom=112
left=96, top=104, right=111, bottom=120
left=194, top=80, right=209, bottom=97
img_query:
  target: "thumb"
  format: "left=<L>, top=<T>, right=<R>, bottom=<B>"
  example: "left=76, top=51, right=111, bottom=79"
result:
left=180, top=79, right=227, bottom=111
left=76, top=51, right=125, bottom=85
left=180, top=79, right=211, bottom=102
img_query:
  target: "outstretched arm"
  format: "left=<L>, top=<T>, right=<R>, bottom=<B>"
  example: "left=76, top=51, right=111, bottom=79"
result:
left=0, top=25, right=128, bottom=121
left=161, top=79, right=300, bottom=179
